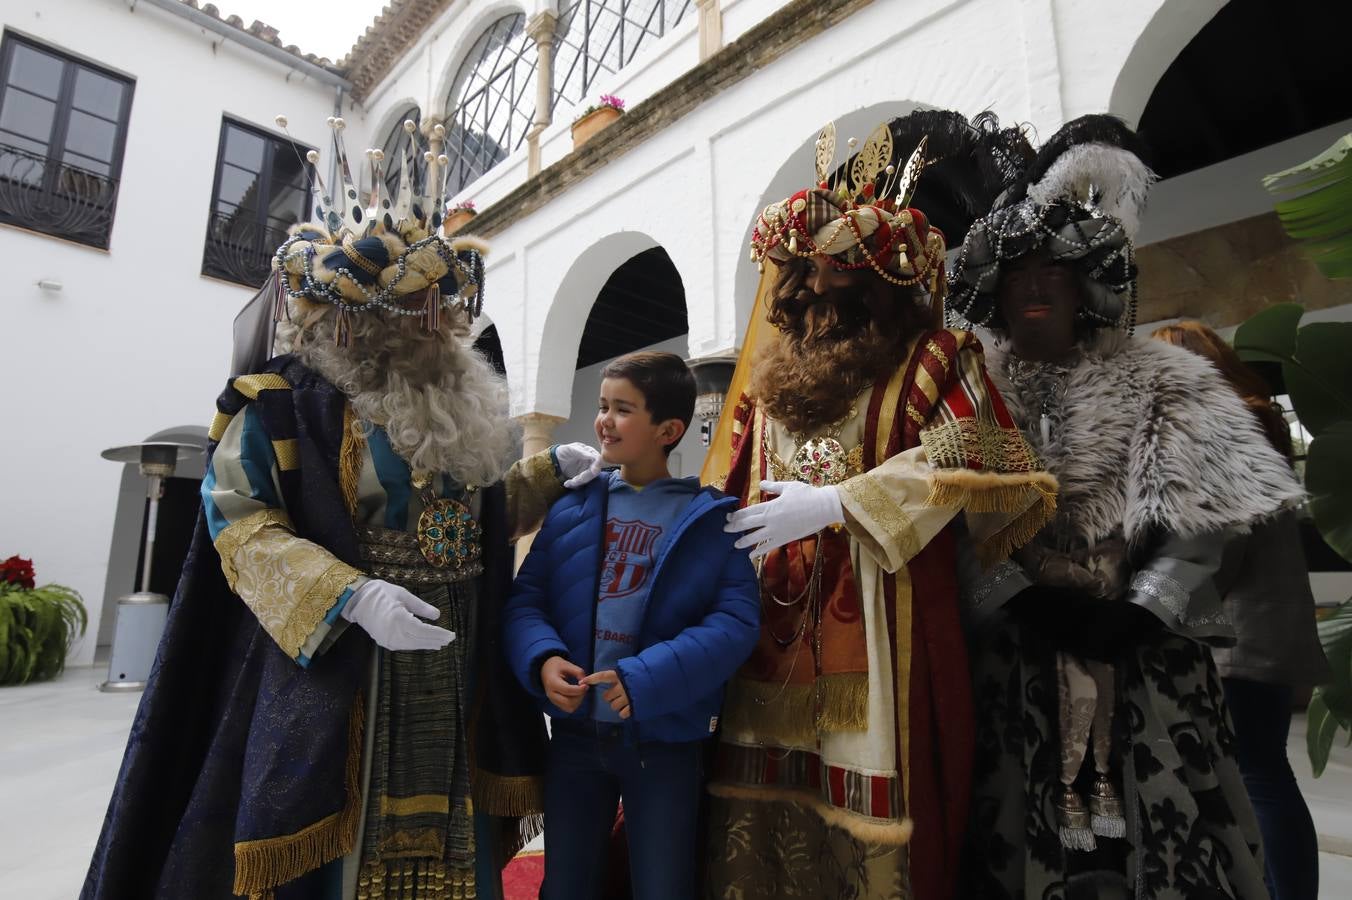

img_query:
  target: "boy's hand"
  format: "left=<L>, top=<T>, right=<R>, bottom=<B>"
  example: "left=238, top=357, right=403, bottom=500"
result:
left=581, top=670, right=631, bottom=719
left=541, top=656, right=589, bottom=712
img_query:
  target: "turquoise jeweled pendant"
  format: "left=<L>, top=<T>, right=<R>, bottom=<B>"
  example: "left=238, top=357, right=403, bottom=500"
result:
left=416, top=498, right=482, bottom=568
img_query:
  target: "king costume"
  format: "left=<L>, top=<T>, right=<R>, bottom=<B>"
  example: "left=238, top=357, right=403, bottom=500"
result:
left=949, top=116, right=1305, bottom=900
left=705, top=112, right=1058, bottom=900
left=83, top=117, right=594, bottom=900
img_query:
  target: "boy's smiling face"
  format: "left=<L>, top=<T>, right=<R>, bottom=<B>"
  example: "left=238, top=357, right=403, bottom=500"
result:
left=596, top=376, right=683, bottom=466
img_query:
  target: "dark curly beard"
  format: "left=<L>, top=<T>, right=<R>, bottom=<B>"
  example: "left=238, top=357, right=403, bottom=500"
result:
left=749, top=261, right=933, bottom=434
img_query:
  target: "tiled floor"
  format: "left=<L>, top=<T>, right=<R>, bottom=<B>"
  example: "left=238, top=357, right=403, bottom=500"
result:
left=2, top=666, right=1348, bottom=899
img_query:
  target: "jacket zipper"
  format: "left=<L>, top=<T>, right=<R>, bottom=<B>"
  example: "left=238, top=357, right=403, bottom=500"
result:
left=587, top=482, right=609, bottom=722
left=622, top=490, right=736, bottom=754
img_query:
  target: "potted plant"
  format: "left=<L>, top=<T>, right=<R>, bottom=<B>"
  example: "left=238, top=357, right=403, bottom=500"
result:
left=572, top=94, right=625, bottom=150
left=444, top=200, right=477, bottom=234
left=0, top=555, right=87, bottom=686
left=1239, top=134, right=1352, bottom=776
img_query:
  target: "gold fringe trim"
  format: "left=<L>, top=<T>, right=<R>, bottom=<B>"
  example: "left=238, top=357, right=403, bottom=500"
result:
left=924, top=469, right=1059, bottom=566
left=472, top=770, right=545, bottom=817
left=339, top=404, right=366, bottom=518
left=708, top=781, right=914, bottom=846
left=721, top=673, right=869, bottom=746
left=234, top=692, right=365, bottom=895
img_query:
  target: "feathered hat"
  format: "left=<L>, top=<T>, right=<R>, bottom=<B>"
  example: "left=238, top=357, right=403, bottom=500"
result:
left=267, top=115, right=488, bottom=344
left=947, top=114, right=1156, bottom=331
left=750, top=121, right=948, bottom=297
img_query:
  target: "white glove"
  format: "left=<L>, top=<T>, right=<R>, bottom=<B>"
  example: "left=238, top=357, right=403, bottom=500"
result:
left=555, top=442, right=604, bottom=489
left=340, top=579, right=455, bottom=651
left=724, top=480, right=845, bottom=560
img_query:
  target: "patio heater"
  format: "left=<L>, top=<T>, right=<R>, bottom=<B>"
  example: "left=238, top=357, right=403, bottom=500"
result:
left=97, top=441, right=203, bottom=692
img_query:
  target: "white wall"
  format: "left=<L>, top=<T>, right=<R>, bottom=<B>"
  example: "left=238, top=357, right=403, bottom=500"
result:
left=0, top=0, right=346, bottom=664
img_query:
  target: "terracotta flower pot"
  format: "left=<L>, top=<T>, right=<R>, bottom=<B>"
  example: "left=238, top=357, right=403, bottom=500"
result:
left=571, top=106, right=623, bottom=150
left=444, top=209, right=477, bottom=234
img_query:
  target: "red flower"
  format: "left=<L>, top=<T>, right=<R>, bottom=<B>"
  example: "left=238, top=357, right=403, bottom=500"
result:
left=1, top=555, right=36, bottom=590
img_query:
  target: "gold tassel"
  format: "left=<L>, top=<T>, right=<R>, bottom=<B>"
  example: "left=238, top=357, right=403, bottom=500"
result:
left=334, top=305, right=353, bottom=347
left=472, top=771, right=545, bottom=817
left=339, top=405, right=367, bottom=518
left=720, top=673, right=869, bottom=745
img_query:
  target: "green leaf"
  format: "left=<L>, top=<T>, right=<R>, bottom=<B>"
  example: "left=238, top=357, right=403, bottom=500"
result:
left=0, top=582, right=87, bottom=686
left=1309, top=690, right=1340, bottom=777
left=1285, top=323, right=1352, bottom=436
left=1265, top=134, right=1352, bottom=281
left=1308, top=426, right=1352, bottom=564
left=1233, top=303, right=1303, bottom=365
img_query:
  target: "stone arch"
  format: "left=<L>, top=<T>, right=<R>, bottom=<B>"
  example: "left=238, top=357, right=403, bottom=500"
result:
left=531, top=229, right=679, bottom=417
left=728, top=101, right=927, bottom=333
left=430, top=0, right=532, bottom=117
left=366, top=95, right=422, bottom=151
left=1107, top=0, right=1227, bottom=128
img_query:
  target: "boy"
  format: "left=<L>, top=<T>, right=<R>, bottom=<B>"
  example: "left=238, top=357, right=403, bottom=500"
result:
left=503, top=350, right=759, bottom=900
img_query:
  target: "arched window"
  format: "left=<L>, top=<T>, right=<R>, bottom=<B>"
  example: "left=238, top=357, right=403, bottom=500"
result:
left=552, top=0, right=693, bottom=112
left=375, top=105, right=422, bottom=200
left=444, top=15, right=536, bottom=194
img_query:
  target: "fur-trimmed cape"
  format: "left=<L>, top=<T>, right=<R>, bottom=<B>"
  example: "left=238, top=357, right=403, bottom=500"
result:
left=986, top=331, right=1303, bottom=549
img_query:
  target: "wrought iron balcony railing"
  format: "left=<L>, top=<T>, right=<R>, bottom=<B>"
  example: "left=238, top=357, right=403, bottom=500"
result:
left=201, top=209, right=292, bottom=289
left=0, top=143, right=119, bottom=249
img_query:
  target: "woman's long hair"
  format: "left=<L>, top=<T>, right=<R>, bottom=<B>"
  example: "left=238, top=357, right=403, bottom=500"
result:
left=1151, top=320, right=1294, bottom=459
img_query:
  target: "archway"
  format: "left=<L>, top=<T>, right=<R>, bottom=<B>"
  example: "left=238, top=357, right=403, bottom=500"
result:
left=1124, top=0, right=1352, bottom=329
left=729, top=101, right=925, bottom=336
left=546, top=241, right=695, bottom=474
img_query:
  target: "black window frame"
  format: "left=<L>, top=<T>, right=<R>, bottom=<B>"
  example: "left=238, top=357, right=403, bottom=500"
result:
left=202, top=116, right=314, bottom=289
left=0, top=30, right=135, bottom=249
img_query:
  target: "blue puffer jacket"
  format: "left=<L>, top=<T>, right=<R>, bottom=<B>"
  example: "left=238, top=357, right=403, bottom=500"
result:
left=503, top=475, right=759, bottom=743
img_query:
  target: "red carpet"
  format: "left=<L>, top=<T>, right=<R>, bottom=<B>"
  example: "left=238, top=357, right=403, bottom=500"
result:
left=503, top=850, right=544, bottom=900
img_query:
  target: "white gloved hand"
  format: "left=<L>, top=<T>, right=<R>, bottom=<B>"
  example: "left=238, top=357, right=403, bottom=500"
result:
left=340, top=579, right=455, bottom=651
left=724, top=480, right=845, bottom=560
left=555, top=442, right=604, bottom=489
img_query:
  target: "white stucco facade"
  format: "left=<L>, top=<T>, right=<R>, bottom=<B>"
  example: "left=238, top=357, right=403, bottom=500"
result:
left=2, top=0, right=1348, bottom=665
left=0, top=0, right=351, bottom=664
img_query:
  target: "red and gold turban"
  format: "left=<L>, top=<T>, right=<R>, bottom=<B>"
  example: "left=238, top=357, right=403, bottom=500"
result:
left=749, top=122, right=947, bottom=295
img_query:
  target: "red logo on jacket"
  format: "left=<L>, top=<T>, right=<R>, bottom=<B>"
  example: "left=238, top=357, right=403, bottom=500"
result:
left=600, top=518, right=661, bottom=599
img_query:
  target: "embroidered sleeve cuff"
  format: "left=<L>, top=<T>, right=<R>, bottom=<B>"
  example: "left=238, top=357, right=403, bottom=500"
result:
left=505, top=449, right=566, bottom=540
left=214, top=512, right=366, bottom=661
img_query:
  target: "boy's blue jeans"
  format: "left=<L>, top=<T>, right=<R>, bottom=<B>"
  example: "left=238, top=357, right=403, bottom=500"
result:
left=541, top=720, right=704, bottom=900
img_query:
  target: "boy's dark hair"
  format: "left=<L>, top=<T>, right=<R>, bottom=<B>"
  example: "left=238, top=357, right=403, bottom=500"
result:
left=602, top=351, right=696, bottom=454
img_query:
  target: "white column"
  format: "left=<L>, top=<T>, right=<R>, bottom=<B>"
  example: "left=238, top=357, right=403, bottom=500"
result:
left=526, top=11, right=560, bottom=178
left=696, top=0, right=723, bottom=62
left=514, top=411, right=566, bottom=566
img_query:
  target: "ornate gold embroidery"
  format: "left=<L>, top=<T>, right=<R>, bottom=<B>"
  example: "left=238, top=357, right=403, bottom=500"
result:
left=379, top=795, right=451, bottom=817
left=919, top=418, right=1040, bottom=473
left=924, top=339, right=949, bottom=370
left=840, top=475, right=921, bottom=564
left=214, top=509, right=294, bottom=589
left=905, top=403, right=926, bottom=426
left=227, top=524, right=362, bottom=658
left=505, top=449, right=564, bottom=539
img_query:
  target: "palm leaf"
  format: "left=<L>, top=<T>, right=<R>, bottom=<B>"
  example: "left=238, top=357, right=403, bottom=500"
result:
left=1264, top=134, right=1352, bottom=280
